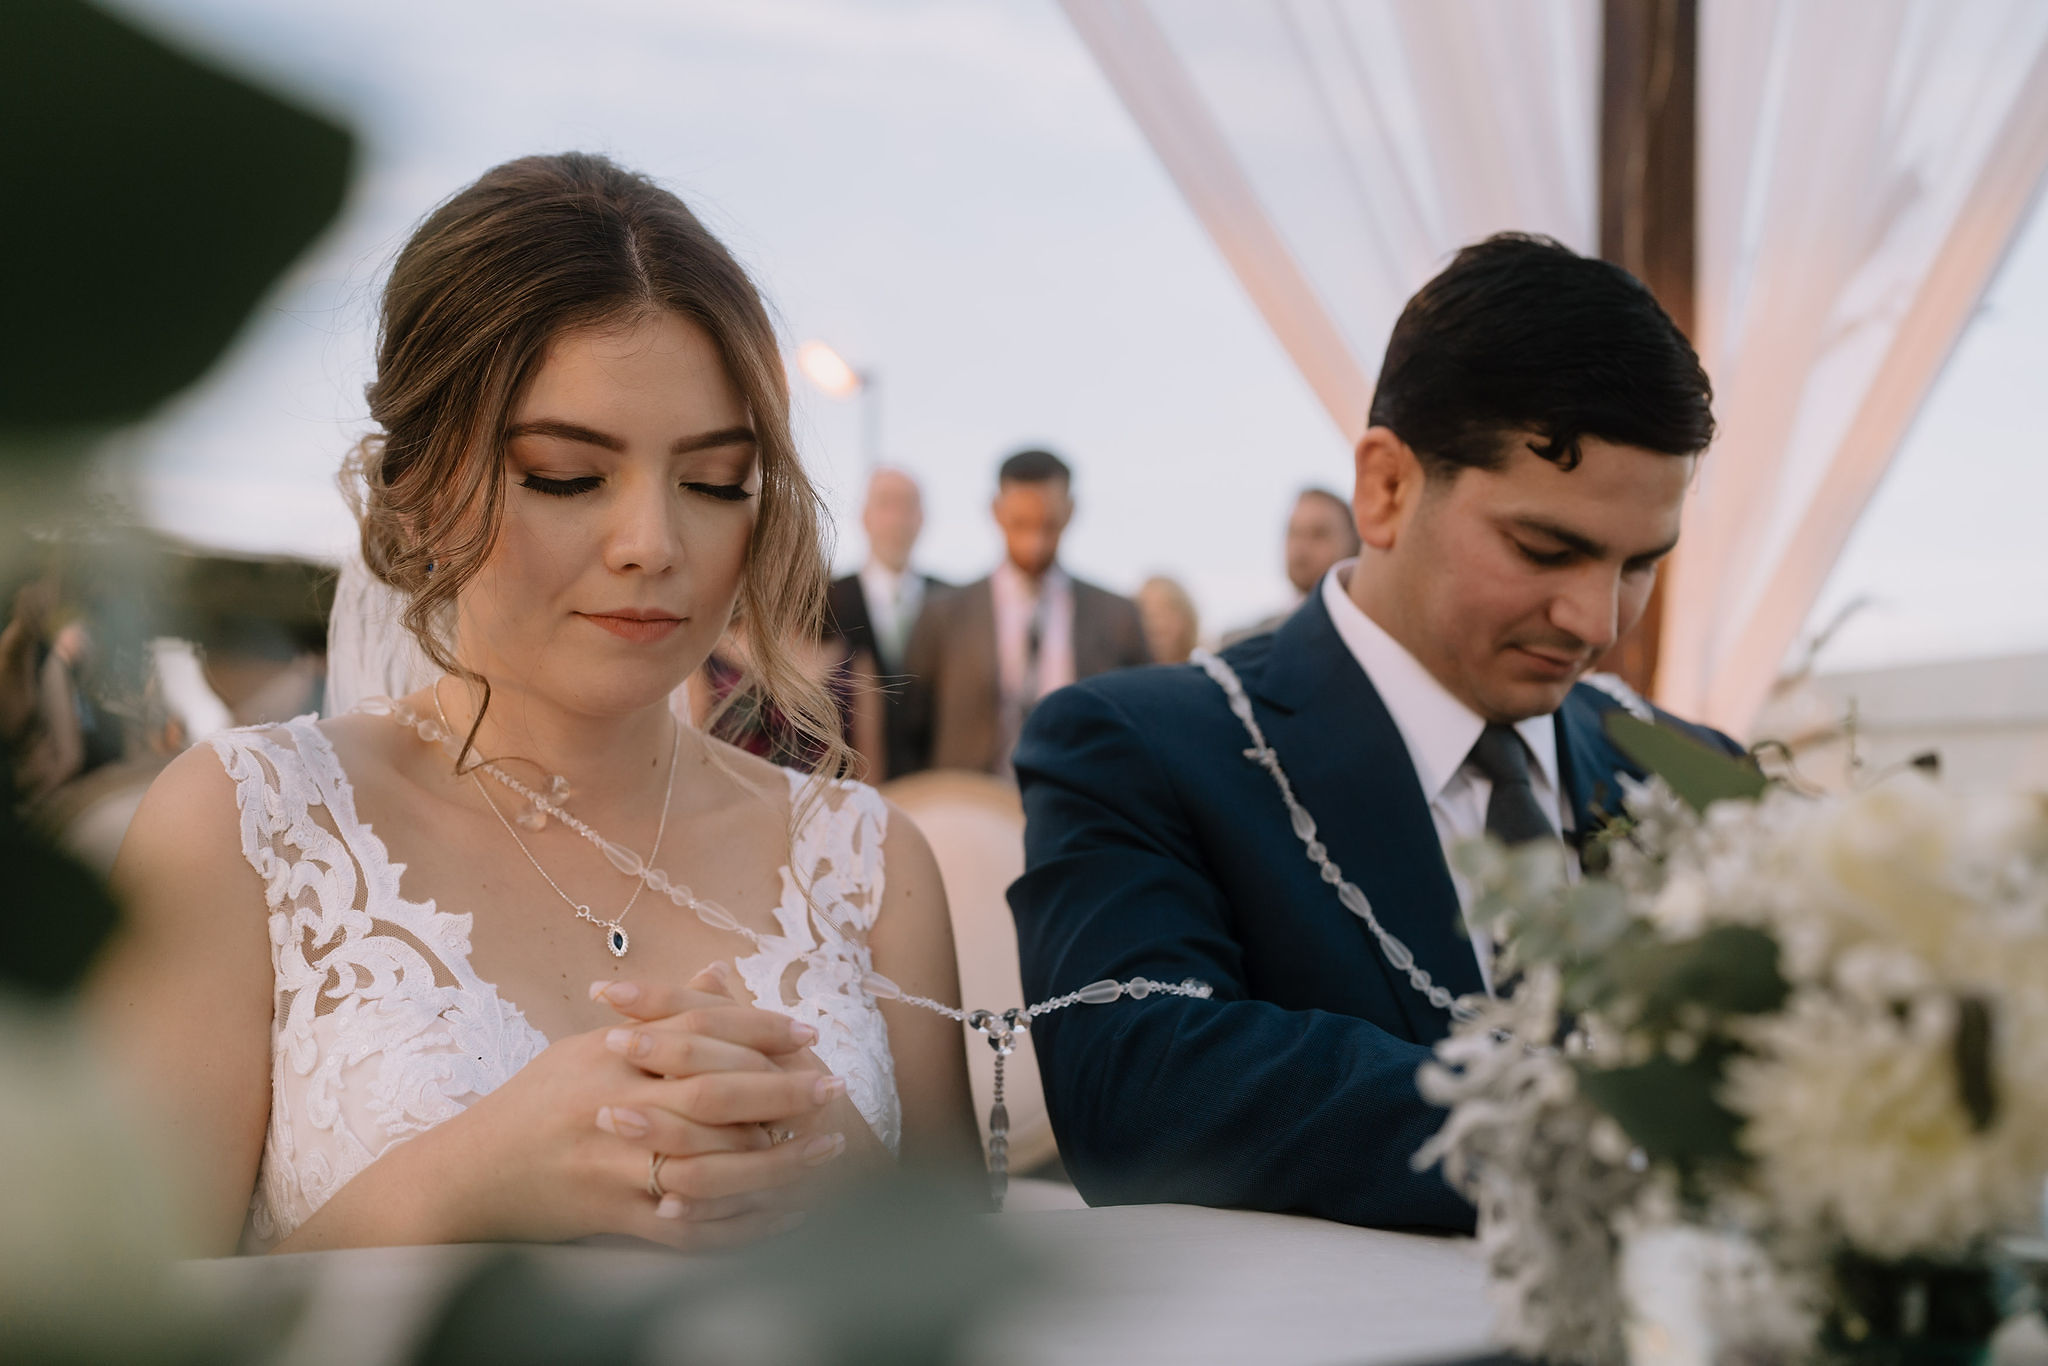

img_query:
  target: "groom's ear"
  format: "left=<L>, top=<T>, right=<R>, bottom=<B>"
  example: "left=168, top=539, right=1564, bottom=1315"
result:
left=1352, top=426, right=1423, bottom=552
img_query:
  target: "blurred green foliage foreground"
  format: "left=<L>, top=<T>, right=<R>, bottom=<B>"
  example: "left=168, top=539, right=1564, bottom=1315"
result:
left=2, top=0, right=354, bottom=431
left=1, top=0, right=353, bottom=996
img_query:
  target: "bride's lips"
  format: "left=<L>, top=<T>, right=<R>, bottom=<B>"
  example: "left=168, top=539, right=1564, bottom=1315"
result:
left=579, top=609, right=684, bottom=643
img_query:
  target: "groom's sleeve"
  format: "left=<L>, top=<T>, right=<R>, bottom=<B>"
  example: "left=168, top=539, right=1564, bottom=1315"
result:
left=1007, top=680, right=1475, bottom=1233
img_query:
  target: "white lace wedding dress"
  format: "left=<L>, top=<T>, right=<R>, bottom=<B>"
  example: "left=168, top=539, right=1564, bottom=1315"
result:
left=209, top=715, right=901, bottom=1251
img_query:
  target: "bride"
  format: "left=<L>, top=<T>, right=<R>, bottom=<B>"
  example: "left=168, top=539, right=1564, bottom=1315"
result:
left=88, top=152, right=978, bottom=1254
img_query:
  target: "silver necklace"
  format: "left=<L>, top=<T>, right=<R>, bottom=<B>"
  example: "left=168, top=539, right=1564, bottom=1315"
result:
left=363, top=687, right=1213, bottom=1208
left=1190, top=647, right=1482, bottom=1024
left=430, top=682, right=679, bottom=959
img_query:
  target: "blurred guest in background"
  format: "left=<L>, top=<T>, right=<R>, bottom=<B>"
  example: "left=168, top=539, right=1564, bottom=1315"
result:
left=1, top=566, right=194, bottom=874
left=903, top=448, right=1148, bottom=777
left=1286, top=487, right=1362, bottom=597
left=825, top=468, right=949, bottom=781
left=1136, top=574, right=1200, bottom=664
left=684, top=613, right=844, bottom=771
left=1221, top=487, right=1362, bottom=646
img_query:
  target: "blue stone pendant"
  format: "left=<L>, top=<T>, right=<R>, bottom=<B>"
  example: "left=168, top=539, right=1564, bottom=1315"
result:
left=607, top=927, right=629, bottom=957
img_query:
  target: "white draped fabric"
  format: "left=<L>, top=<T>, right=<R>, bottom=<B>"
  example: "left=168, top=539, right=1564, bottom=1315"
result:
left=1663, top=0, right=2048, bottom=732
left=1062, top=0, right=2048, bottom=736
left=1060, top=0, right=1599, bottom=438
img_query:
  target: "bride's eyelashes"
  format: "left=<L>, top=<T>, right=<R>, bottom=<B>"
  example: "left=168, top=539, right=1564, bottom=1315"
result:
left=519, top=473, right=602, bottom=498
left=516, top=473, right=756, bottom=502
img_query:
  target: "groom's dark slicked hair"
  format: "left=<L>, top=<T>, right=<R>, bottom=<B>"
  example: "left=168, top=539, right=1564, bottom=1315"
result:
left=1368, top=232, right=1714, bottom=475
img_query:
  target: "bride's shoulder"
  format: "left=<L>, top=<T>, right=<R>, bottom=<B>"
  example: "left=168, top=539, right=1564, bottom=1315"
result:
left=124, top=713, right=399, bottom=857
left=694, top=734, right=890, bottom=831
left=113, top=728, right=275, bottom=908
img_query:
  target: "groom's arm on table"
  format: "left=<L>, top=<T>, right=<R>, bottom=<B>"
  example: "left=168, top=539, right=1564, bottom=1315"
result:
left=1008, top=679, right=1475, bottom=1233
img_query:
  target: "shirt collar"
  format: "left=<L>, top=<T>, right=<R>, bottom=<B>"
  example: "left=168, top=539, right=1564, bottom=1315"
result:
left=993, top=559, right=1066, bottom=602
left=861, top=560, right=908, bottom=597
left=1319, top=560, right=1559, bottom=801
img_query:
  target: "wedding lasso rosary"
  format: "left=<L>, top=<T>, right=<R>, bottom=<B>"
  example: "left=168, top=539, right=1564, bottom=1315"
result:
left=1189, top=648, right=1483, bottom=1025
left=363, top=688, right=1212, bottom=1208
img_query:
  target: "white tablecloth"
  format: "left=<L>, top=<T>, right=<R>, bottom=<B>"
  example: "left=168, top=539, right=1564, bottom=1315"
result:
left=178, top=1189, right=1493, bottom=1366
left=983, top=1198, right=1490, bottom=1365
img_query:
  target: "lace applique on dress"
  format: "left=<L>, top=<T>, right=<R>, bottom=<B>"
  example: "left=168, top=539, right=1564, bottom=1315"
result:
left=732, top=771, right=902, bottom=1156
left=210, top=718, right=550, bottom=1251
left=211, top=721, right=901, bottom=1248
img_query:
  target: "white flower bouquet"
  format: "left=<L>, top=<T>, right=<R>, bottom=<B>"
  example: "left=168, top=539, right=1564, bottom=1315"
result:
left=1419, top=717, right=2048, bottom=1366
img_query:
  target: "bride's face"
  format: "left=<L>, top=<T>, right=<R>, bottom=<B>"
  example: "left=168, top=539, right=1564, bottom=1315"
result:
left=454, top=310, right=759, bottom=716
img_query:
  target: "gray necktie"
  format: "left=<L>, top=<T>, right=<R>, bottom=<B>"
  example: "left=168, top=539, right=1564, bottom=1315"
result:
left=1467, top=723, right=1557, bottom=847
left=1019, top=597, right=1047, bottom=718
left=877, top=580, right=910, bottom=672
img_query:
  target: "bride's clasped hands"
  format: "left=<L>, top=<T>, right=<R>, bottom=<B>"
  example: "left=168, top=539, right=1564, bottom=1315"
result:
left=344, top=965, right=878, bottom=1253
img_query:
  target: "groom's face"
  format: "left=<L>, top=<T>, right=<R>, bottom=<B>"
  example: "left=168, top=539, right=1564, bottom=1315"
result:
left=1387, top=435, right=1693, bottom=722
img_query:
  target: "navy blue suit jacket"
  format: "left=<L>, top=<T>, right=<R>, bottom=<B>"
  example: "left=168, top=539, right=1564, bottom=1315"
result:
left=1008, top=588, right=1743, bottom=1231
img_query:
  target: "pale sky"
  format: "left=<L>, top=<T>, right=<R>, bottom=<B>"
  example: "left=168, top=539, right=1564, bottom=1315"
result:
left=103, top=0, right=2048, bottom=675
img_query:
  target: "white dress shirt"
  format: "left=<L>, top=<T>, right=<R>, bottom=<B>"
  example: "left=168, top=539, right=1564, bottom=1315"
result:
left=857, top=561, right=925, bottom=671
left=992, top=561, right=1076, bottom=707
left=1321, top=561, right=1571, bottom=992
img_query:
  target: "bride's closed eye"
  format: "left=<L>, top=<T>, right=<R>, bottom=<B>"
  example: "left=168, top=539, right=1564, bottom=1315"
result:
left=686, top=480, right=755, bottom=503
left=520, top=473, right=602, bottom=498
left=517, top=473, right=755, bottom=502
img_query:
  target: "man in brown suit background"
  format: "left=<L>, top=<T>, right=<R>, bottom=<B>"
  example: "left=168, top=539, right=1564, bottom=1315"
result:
left=902, top=448, right=1149, bottom=777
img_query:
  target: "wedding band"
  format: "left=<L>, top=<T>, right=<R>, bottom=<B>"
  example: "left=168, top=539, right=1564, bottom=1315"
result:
left=762, top=1125, right=798, bottom=1146
left=647, top=1151, right=669, bottom=1200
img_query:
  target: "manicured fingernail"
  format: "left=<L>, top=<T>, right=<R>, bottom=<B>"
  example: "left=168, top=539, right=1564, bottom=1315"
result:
left=803, top=1133, right=846, bottom=1165
left=789, top=1019, right=818, bottom=1046
left=656, top=1194, right=687, bottom=1220
left=596, top=1106, right=649, bottom=1139
left=591, top=980, right=638, bottom=1005
left=812, top=1075, right=847, bottom=1104
left=606, top=1028, right=650, bottom=1059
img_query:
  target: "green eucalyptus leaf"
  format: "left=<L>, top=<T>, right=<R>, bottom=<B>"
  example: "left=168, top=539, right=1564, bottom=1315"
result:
left=2, top=0, right=355, bottom=436
left=1615, top=924, right=1790, bottom=1029
left=1955, top=996, right=1997, bottom=1133
left=1604, top=713, right=1768, bottom=813
left=1574, top=1052, right=1746, bottom=1166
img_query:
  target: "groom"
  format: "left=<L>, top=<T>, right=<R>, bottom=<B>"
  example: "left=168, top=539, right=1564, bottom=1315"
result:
left=1008, top=234, right=1742, bottom=1231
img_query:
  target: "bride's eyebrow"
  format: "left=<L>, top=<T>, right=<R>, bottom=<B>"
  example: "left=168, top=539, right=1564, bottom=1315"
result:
left=673, top=427, right=756, bottom=456
left=504, top=418, right=623, bottom=450
left=501, top=419, right=755, bottom=457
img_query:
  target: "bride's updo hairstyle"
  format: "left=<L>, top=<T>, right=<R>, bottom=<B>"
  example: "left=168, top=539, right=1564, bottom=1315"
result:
left=346, top=152, right=846, bottom=776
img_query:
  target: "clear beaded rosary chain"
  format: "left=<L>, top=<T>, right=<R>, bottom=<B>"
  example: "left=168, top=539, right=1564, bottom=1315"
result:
left=361, top=690, right=1214, bottom=1208
left=1189, top=649, right=1482, bottom=1025
left=861, top=968, right=1212, bottom=1207
left=432, top=682, right=679, bottom=958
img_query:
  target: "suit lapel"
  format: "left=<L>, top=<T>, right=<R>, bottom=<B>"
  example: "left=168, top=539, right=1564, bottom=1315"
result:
left=1241, top=595, right=1485, bottom=1041
left=1070, top=582, right=1103, bottom=678
left=1555, top=688, right=1640, bottom=853
left=960, top=580, right=1002, bottom=768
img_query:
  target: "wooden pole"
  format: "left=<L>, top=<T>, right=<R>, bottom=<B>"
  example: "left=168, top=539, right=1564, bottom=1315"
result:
left=1595, top=0, right=1697, bottom=698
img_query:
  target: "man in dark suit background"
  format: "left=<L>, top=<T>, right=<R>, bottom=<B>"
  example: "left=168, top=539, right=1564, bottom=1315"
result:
left=903, top=449, right=1150, bottom=777
left=1009, top=234, right=1742, bottom=1231
left=825, top=468, right=947, bottom=782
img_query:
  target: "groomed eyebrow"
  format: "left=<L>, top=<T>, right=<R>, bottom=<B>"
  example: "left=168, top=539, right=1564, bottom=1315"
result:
left=1513, top=516, right=1677, bottom=566
left=504, top=419, right=757, bottom=457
